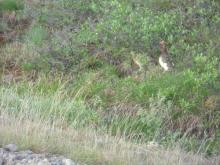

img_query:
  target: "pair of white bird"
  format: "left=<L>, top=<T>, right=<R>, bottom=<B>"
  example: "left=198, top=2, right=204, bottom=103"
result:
left=131, top=40, right=174, bottom=72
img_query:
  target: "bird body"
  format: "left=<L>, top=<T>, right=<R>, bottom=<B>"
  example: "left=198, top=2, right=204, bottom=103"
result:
left=159, top=56, right=168, bottom=71
left=159, top=54, right=173, bottom=71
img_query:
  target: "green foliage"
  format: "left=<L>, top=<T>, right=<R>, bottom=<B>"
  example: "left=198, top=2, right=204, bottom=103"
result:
left=76, top=23, right=99, bottom=44
left=0, top=0, right=24, bottom=11
left=25, top=26, right=48, bottom=46
left=0, top=0, right=220, bottom=156
left=95, top=1, right=181, bottom=55
left=0, top=85, right=99, bottom=127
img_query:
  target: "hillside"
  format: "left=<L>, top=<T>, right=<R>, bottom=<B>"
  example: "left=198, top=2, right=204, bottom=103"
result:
left=0, top=0, right=220, bottom=164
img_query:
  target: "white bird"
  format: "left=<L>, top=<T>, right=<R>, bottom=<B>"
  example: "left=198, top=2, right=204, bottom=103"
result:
left=158, top=40, right=174, bottom=71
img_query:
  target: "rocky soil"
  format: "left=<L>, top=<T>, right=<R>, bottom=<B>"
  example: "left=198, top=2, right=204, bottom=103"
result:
left=0, top=144, right=78, bottom=165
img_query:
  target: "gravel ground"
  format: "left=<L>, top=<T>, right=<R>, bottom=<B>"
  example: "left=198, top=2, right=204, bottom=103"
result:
left=0, top=144, right=78, bottom=165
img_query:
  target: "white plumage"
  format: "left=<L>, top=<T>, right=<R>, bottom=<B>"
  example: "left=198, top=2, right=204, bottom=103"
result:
left=159, top=56, right=169, bottom=71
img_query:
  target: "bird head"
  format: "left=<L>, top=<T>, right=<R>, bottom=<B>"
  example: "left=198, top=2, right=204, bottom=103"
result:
left=159, top=40, right=166, bottom=49
left=159, top=40, right=167, bottom=54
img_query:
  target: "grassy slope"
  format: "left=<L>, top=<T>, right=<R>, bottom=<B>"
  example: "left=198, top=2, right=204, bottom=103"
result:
left=0, top=87, right=219, bottom=165
left=0, top=0, right=220, bottom=164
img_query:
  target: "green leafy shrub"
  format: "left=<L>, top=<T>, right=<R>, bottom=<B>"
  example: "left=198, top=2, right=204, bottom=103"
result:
left=0, top=0, right=24, bottom=11
left=25, top=26, right=48, bottom=46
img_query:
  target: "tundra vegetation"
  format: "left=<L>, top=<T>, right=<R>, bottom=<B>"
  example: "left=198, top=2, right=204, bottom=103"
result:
left=0, top=0, right=219, bottom=164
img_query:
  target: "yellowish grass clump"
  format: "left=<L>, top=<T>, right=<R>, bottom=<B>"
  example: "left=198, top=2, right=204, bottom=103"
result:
left=0, top=112, right=219, bottom=165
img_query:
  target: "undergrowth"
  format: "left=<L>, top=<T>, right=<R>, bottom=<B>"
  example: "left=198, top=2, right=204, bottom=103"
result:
left=0, top=0, right=219, bottom=164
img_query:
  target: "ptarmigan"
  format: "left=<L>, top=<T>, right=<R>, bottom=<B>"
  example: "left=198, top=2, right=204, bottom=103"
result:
left=131, top=57, right=142, bottom=72
left=158, top=40, right=174, bottom=71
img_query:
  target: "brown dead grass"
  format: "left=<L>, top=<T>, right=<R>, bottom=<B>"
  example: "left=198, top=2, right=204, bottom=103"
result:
left=0, top=112, right=219, bottom=165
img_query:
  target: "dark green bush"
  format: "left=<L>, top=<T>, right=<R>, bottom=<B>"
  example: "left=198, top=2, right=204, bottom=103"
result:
left=0, top=0, right=24, bottom=11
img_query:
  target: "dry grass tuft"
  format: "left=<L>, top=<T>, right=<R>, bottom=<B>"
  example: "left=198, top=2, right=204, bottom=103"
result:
left=0, top=112, right=219, bottom=165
